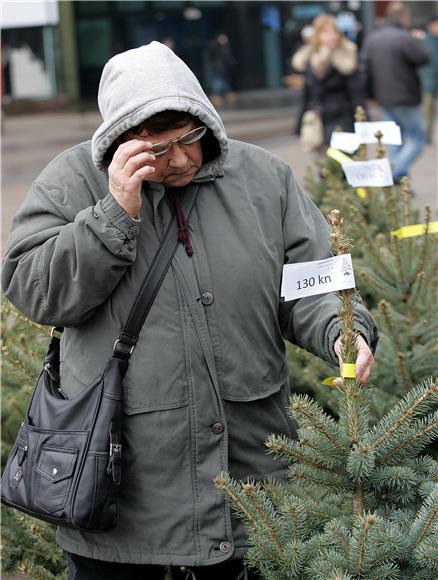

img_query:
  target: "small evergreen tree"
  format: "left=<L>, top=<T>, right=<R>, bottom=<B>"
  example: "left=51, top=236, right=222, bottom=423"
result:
left=353, top=183, right=438, bottom=405
left=216, top=210, right=438, bottom=580
left=288, top=114, right=437, bottom=420
left=287, top=192, right=437, bottom=420
left=303, top=107, right=395, bottom=248
left=1, top=508, right=68, bottom=580
left=1, top=301, right=68, bottom=579
left=1, top=301, right=49, bottom=459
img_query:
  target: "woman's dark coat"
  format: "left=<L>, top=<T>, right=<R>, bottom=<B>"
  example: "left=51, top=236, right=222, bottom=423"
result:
left=2, top=42, right=378, bottom=567
left=293, top=40, right=365, bottom=144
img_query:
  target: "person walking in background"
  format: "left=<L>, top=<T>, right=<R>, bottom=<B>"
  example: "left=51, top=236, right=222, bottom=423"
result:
left=207, top=33, right=237, bottom=108
left=361, top=1, right=429, bottom=182
left=420, top=15, right=438, bottom=144
left=292, top=13, right=365, bottom=149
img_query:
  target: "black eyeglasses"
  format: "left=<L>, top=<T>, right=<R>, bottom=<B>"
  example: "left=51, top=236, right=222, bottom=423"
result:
left=149, top=126, right=208, bottom=157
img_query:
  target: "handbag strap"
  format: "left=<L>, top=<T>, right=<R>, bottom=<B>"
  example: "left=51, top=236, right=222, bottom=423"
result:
left=113, top=182, right=199, bottom=360
left=48, top=183, right=199, bottom=366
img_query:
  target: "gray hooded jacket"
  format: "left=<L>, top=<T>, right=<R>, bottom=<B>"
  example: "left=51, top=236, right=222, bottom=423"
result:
left=2, top=42, right=378, bottom=566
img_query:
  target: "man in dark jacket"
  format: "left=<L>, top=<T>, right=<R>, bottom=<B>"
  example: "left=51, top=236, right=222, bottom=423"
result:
left=361, top=1, right=429, bottom=182
left=420, top=15, right=438, bottom=143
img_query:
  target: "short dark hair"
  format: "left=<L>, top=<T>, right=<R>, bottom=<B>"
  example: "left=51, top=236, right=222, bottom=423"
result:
left=385, top=1, right=410, bottom=24
left=103, top=111, right=200, bottom=166
left=131, top=110, right=199, bottom=135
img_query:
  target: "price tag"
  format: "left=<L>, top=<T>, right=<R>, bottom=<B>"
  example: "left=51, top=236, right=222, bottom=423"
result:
left=354, top=121, right=402, bottom=145
left=341, top=158, right=394, bottom=187
left=281, top=254, right=355, bottom=301
left=330, top=132, right=360, bottom=153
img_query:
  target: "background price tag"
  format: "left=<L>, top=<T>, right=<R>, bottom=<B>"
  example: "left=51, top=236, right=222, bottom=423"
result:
left=330, top=132, right=360, bottom=153
left=281, top=254, right=356, bottom=301
left=354, top=121, right=402, bottom=145
left=341, top=158, right=394, bottom=187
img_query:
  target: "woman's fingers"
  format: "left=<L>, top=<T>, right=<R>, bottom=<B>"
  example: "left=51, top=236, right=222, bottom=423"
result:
left=334, top=335, right=374, bottom=385
left=355, top=335, right=374, bottom=384
left=112, top=139, right=154, bottom=170
left=123, top=150, right=156, bottom=176
left=108, top=139, right=157, bottom=218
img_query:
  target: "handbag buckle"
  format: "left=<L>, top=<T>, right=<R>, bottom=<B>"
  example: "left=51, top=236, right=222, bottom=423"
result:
left=110, top=443, right=122, bottom=456
left=107, top=443, right=122, bottom=485
left=113, top=339, right=135, bottom=355
left=50, top=327, right=63, bottom=339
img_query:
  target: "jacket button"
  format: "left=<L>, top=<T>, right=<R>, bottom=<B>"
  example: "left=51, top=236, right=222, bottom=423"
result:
left=201, top=292, right=214, bottom=305
left=128, top=225, right=139, bottom=238
left=219, top=541, right=232, bottom=553
left=211, top=422, right=224, bottom=435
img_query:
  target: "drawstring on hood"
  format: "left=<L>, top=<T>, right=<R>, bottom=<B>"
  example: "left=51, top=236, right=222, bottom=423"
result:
left=91, top=41, right=229, bottom=178
left=167, top=188, right=193, bottom=256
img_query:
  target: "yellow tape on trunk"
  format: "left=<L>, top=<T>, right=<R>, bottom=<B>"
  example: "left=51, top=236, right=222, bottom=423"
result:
left=327, top=147, right=353, bottom=164
left=322, top=376, right=340, bottom=386
left=356, top=187, right=367, bottom=199
left=341, top=363, right=356, bottom=379
left=391, top=221, right=438, bottom=239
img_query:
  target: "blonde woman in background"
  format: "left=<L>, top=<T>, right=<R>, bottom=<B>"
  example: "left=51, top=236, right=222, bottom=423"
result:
left=292, top=13, right=365, bottom=147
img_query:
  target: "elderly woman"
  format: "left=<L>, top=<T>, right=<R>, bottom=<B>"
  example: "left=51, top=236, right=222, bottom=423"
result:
left=292, top=13, right=365, bottom=146
left=2, top=42, right=377, bottom=580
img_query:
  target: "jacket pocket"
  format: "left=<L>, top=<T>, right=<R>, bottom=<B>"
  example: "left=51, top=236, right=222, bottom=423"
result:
left=219, top=353, right=289, bottom=402
left=60, top=337, right=189, bottom=415
left=225, top=383, right=298, bottom=480
left=122, top=361, right=189, bottom=415
left=270, top=385, right=299, bottom=440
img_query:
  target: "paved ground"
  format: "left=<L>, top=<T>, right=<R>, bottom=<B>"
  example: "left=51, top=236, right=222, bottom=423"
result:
left=2, top=106, right=437, bottom=251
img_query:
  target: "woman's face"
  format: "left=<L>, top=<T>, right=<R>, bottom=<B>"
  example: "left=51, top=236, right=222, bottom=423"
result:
left=319, top=25, right=340, bottom=49
left=129, top=122, right=204, bottom=188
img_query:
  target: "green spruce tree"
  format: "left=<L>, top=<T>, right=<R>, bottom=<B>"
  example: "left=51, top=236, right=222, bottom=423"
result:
left=1, top=301, right=67, bottom=579
left=288, top=114, right=437, bottom=420
left=216, top=209, right=438, bottom=580
left=303, top=107, right=394, bottom=246
left=353, top=180, right=438, bottom=409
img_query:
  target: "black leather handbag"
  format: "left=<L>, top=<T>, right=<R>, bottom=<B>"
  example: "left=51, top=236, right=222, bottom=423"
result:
left=1, top=185, right=199, bottom=532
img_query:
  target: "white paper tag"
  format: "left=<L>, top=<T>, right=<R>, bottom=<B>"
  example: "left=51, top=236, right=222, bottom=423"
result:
left=354, top=121, right=402, bottom=145
left=341, top=158, right=394, bottom=187
left=330, top=131, right=360, bottom=153
left=281, top=254, right=355, bottom=301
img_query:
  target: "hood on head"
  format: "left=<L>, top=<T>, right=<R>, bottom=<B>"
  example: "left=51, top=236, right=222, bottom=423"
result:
left=91, top=41, right=229, bottom=174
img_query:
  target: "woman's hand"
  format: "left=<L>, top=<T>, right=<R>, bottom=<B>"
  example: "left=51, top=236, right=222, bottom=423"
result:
left=334, top=335, right=374, bottom=384
left=108, top=139, right=156, bottom=218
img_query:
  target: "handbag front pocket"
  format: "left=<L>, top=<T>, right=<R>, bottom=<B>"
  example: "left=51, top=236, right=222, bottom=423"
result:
left=23, top=426, right=88, bottom=518
left=35, top=446, right=78, bottom=513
